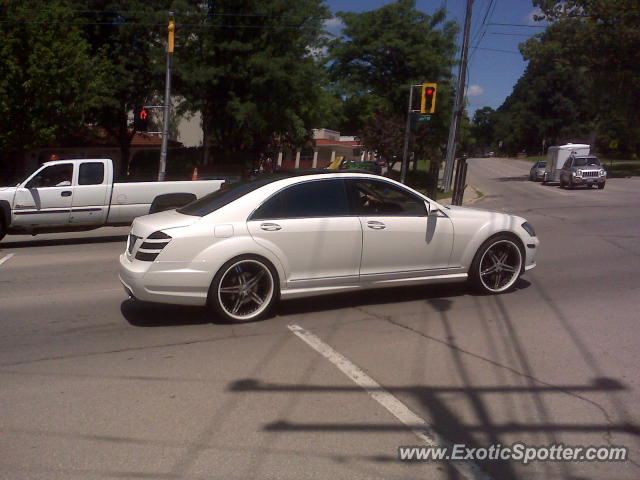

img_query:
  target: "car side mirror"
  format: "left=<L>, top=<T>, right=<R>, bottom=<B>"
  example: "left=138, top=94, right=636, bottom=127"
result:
left=426, top=202, right=439, bottom=216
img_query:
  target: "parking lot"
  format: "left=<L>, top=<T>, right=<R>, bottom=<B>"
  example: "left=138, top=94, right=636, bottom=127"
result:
left=1, top=157, right=639, bottom=480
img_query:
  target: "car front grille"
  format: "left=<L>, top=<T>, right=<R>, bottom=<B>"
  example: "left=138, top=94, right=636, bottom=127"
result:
left=134, top=231, right=172, bottom=262
left=582, top=171, right=598, bottom=178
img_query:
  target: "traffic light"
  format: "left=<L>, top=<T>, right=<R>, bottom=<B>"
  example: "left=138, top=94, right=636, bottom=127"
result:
left=421, top=83, right=437, bottom=114
left=134, top=107, right=149, bottom=132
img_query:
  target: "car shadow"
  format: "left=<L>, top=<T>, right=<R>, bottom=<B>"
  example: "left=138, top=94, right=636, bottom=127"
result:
left=121, top=278, right=532, bottom=327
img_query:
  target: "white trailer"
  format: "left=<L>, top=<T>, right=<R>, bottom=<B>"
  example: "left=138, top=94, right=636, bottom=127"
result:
left=543, top=143, right=590, bottom=184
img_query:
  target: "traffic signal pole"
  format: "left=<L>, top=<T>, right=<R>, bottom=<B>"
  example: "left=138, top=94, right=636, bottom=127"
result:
left=442, top=0, right=473, bottom=192
left=158, top=13, right=175, bottom=182
left=400, top=84, right=416, bottom=185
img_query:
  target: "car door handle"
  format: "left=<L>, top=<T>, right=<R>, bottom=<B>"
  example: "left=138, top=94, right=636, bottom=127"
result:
left=260, top=223, right=282, bottom=231
left=367, top=220, right=386, bottom=230
left=61, top=191, right=72, bottom=197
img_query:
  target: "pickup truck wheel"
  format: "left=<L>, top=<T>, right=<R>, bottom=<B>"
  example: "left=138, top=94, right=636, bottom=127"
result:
left=470, top=235, right=523, bottom=294
left=208, top=255, right=279, bottom=323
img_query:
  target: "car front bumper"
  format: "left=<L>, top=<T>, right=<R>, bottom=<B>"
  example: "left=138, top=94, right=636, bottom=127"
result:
left=572, top=175, right=605, bottom=185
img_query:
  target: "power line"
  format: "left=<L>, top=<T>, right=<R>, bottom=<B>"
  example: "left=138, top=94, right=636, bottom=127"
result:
left=490, top=32, right=536, bottom=36
left=487, top=22, right=546, bottom=28
left=475, top=47, right=521, bottom=54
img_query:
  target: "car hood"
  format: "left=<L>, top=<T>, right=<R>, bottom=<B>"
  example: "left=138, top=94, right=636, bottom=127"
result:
left=0, top=186, right=16, bottom=201
left=444, top=204, right=524, bottom=228
left=130, top=209, right=199, bottom=238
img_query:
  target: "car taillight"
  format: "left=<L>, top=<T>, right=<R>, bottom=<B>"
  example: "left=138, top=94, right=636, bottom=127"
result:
left=135, top=231, right=172, bottom=261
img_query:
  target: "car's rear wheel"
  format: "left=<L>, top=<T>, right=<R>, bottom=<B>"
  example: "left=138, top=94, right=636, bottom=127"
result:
left=470, top=235, right=523, bottom=294
left=209, top=255, right=279, bottom=323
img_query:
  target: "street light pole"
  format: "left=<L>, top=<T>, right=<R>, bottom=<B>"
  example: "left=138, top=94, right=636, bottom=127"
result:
left=442, top=0, right=473, bottom=192
left=158, top=12, right=175, bottom=182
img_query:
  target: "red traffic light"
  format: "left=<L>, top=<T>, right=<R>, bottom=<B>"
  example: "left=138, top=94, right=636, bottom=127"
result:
left=426, top=88, right=434, bottom=96
left=139, top=109, right=148, bottom=120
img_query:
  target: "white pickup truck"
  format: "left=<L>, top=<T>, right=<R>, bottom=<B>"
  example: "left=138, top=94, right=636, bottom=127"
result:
left=0, top=158, right=223, bottom=241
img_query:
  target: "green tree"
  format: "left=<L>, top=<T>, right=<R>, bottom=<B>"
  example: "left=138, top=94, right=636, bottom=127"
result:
left=0, top=1, right=105, bottom=160
left=471, top=106, right=495, bottom=153
left=328, top=0, right=458, bottom=161
left=497, top=0, right=640, bottom=155
left=173, top=0, right=331, bottom=164
left=73, top=1, right=172, bottom=177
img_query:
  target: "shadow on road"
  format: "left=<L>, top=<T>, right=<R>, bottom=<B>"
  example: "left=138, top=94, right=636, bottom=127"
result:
left=0, top=234, right=127, bottom=249
left=121, top=299, right=211, bottom=327
left=496, top=175, right=530, bottom=182
left=121, top=279, right=532, bottom=327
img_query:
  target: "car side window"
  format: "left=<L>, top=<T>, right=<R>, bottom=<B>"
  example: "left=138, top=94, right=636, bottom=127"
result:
left=78, top=162, right=105, bottom=185
left=26, top=164, right=73, bottom=188
left=349, top=179, right=426, bottom=216
left=251, top=179, right=349, bottom=219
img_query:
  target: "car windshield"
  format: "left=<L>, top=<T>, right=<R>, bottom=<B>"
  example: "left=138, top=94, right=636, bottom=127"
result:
left=537, top=161, right=546, bottom=167
left=177, top=176, right=286, bottom=217
left=573, top=157, right=600, bottom=167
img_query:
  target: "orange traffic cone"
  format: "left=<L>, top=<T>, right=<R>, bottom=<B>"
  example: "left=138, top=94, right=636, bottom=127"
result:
left=191, top=167, right=198, bottom=181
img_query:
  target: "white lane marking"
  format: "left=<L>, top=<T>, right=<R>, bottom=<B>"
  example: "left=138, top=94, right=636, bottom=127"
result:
left=0, top=253, right=15, bottom=267
left=287, top=324, right=492, bottom=480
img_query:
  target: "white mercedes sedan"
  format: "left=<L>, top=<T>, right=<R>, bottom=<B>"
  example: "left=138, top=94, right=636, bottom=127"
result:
left=119, top=172, right=539, bottom=322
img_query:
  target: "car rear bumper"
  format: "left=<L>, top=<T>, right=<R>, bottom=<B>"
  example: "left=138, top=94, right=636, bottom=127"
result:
left=119, top=254, right=209, bottom=306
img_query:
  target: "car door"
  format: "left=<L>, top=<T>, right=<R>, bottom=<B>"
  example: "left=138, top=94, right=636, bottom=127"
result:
left=70, top=161, right=110, bottom=225
left=347, top=178, right=454, bottom=280
left=247, top=178, right=362, bottom=288
left=11, top=163, right=74, bottom=227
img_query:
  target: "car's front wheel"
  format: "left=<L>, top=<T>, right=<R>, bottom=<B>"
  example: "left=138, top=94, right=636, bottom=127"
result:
left=470, top=235, right=523, bottom=294
left=598, top=182, right=605, bottom=190
left=208, top=255, right=279, bottom=323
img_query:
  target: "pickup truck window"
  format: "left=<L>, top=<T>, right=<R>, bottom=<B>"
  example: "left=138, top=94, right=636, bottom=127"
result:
left=27, top=164, right=73, bottom=188
left=79, top=162, right=105, bottom=185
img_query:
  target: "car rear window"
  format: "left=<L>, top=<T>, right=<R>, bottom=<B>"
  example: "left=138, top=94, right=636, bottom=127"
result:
left=177, top=176, right=285, bottom=217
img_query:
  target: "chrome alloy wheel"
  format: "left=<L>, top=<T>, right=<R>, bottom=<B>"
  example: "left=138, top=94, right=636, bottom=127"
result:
left=217, top=260, right=275, bottom=321
left=478, top=239, right=522, bottom=293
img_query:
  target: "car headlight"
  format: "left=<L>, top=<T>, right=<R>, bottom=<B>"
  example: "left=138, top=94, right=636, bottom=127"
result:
left=575, top=170, right=582, bottom=177
left=599, top=169, right=606, bottom=176
left=521, top=221, right=536, bottom=237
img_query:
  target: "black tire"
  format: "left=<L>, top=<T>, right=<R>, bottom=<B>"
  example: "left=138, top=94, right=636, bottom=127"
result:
left=208, top=255, right=280, bottom=323
left=598, top=182, right=605, bottom=190
left=559, top=177, right=566, bottom=189
left=469, top=235, right=524, bottom=294
left=0, top=216, right=6, bottom=242
left=568, top=179, right=575, bottom=190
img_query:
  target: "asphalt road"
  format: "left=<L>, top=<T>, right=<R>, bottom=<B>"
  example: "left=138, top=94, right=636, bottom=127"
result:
left=1, top=158, right=639, bottom=480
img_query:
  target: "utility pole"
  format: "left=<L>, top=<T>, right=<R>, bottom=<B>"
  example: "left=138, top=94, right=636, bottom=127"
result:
left=158, top=12, right=175, bottom=182
left=442, top=0, right=473, bottom=192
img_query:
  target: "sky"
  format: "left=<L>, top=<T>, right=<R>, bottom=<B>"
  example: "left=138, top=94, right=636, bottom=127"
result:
left=324, top=0, right=548, bottom=116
